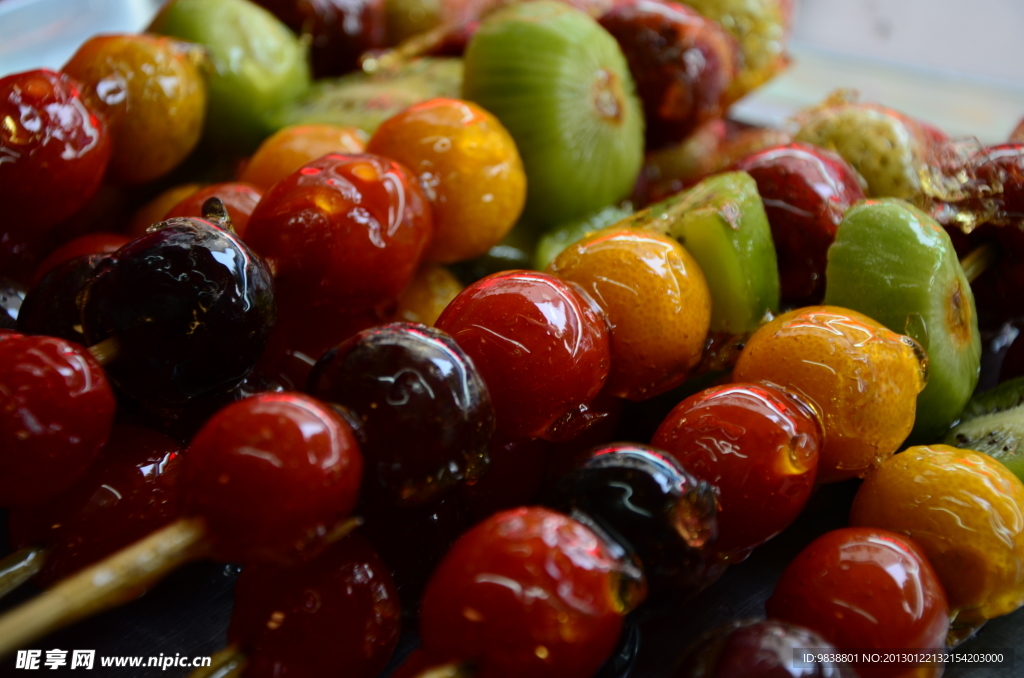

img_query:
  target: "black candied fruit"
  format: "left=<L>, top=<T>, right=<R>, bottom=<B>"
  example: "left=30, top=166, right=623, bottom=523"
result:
left=18, top=254, right=108, bottom=343
left=308, top=322, right=494, bottom=506
left=674, top=619, right=858, bottom=678
left=546, top=443, right=720, bottom=597
left=81, top=218, right=276, bottom=412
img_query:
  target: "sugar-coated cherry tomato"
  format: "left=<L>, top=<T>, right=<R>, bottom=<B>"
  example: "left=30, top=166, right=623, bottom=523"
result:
left=367, top=98, right=527, bottom=263
left=548, top=227, right=711, bottom=400
left=228, top=534, right=400, bottom=678
left=0, top=333, right=116, bottom=507
left=8, top=424, right=182, bottom=586
left=0, top=70, right=112, bottom=233
left=733, top=306, right=927, bottom=483
left=181, top=392, right=363, bottom=565
left=254, top=0, right=387, bottom=77
left=164, top=182, right=263, bottom=238
left=734, top=142, right=866, bottom=305
left=63, top=34, right=206, bottom=184
left=767, top=527, right=949, bottom=678
left=436, top=270, right=611, bottom=440
left=850, top=445, right=1024, bottom=632
left=419, top=507, right=643, bottom=678
left=246, top=153, right=433, bottom=312
left=240, top=124, right=367, bottom=190
left=652, top=382, right=821, bottom=560
left=127, top=183, right=204, bottom=237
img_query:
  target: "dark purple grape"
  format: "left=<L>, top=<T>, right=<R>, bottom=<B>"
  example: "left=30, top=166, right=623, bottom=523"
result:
left=81, top=218, right=276, bottom=413
left=17, top=254, right=107, bottom=343
left=308, top=322, right=494, bottom=506
left=545, top=443, right=719, bottom=596
left=674, top=619, right=859, bottom=677
left=0, top=278, right=26, bottom=330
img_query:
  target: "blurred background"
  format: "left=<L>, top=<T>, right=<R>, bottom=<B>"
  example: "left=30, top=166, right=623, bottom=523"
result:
left=1, top=0, right=1023, bottom=139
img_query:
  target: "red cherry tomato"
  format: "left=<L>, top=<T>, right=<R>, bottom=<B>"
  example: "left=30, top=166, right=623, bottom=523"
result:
left=245, top=153, right=433, bottom=312
left=31, top=232, right=130, bottom=285
left=164, top=182, right=264, bottom=238
left=652, top=382, right=821, bottom=560
left=436, top=270, right=611, bottom=440
left=419, top=507, right=638, bottom=678
left=8, top=424, right=182, bottom=586
left=0, top=70, right=112, bottom=234
left=0, top=334, right=116, bottom=507
left=766, top=527, right=949, bottom=678
left=181, top=392, right=363, bottom=565
left=228, top=534, right=401, bottom=678
left=734, top=142, right=866, bottom=305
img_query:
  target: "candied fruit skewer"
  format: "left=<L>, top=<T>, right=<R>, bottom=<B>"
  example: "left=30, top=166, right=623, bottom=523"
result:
left=187, top=534, right=400, bottom=678
left=0, top=393, right=363, bottom=657
left=0, top=426, right=185, bottom=602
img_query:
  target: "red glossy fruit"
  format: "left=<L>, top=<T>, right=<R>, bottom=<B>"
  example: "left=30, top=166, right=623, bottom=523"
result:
left=254, top=0, right=387, bottom=77
left=164, top=182, right=263, bottom=238
left=8, top=424, right=182, bottom=586
left=766, top=527, right=949, bottom=678
left=0, top=333, right=116, bottom=507
left=436, top=270, right=611, bottom=440
left=599, top=0, right=738, bottom=148
left=246, top=153, right=433, bottom=312
left=652, top=382, right=821, bottom=561
left=0, top=70, right=111, bottom=234
left=228, top=534, right=401, bottom=678
left=30, top=232, right=130, bottom=285
left=733, top=142, right=866, bottom=305
left=181, top=392, right=363, bottom=565
left=419, top=507, right=642, bottom=678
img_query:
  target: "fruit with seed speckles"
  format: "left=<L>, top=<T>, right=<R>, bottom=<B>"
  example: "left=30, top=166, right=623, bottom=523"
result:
left=794, top=95, right=947, bottom=201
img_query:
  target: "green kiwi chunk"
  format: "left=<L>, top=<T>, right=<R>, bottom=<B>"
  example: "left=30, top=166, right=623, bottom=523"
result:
left=944, top=377, right=1024, bottom=481
left=462, top=1, right=644, bottom=227
left=269, top=58, right=463, bottom=135
left=824, top=198, right=981, bottom=441
left=633, top=171, right=780, bottom=335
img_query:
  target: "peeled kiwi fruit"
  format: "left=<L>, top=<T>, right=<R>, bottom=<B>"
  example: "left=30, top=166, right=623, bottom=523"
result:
left=462, top=1, right=645, bottom=227
left=944, top=377, right=1024, bottom=481
left=269, top=57, right=463, bottom=135
left=824, top=198, right=981, bottom=442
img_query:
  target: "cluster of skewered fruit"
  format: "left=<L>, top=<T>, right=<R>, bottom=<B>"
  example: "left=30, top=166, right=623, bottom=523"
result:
left=5, top=0, right=1024, bottom=677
